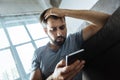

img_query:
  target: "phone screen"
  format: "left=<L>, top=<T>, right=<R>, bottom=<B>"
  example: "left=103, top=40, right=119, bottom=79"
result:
left=66, top=49, right=84, bottom=66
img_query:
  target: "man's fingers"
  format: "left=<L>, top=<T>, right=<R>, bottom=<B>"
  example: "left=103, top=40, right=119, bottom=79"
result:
left=62, top=60, right=85, bottom=80
left=65, top=60, right=81, bottom=72
left=75, top=60, right=85, bottom=73
left=56, top=59, right=66, bottom=68
left=61, top=60, right=85, bottom=74
left=44, top=8, right=56, bottom=20
left=44, top=8, right=64, bottom=20
left=53, top=60, right=85, bottom=80
left=43, top=8, right=51, bottom=19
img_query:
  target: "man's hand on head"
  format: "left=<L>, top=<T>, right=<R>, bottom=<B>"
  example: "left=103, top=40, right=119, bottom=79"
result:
left=44, top=8, right=65, bottom=20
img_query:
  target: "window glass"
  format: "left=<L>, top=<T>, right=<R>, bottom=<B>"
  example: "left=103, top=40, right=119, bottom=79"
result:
left=0, top=49, right=19, bottom=80
left=0, top=22, right=2, bottom=28
left=0, top=28, right=10, bottom=49
left=35, top=38, right=49, bottom=48
left=26, top=23, right=47, bottom=40
left=16, top=43, right=35, bottom=73
left=7, top=25, right=31, bottom=45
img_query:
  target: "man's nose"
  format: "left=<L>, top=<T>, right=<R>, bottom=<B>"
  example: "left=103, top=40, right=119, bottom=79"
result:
left=57, top=30, right=62, bottom=36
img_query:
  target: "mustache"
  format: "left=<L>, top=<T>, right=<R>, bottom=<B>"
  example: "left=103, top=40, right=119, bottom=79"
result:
left=56, top=36, right=65, bottom=39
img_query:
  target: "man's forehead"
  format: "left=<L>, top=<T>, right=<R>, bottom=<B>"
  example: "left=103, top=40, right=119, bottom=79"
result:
left=47, top=18, right=65, bottom=24
left=46, top=22, right=66, bottom=29
left=47, top=17, right=65, bottom=22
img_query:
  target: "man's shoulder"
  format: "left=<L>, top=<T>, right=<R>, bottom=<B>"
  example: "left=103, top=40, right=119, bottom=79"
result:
left=34, top=45, right=47, bottom=56
left=67, top=31, right=83, bottom=41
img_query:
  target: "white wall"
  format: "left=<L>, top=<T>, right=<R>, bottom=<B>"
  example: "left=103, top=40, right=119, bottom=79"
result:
left=91, top=0, right=120, bottom=14
left=0, top=0, right=52, bottom=16
left=59, top=0, right=98, bottom=34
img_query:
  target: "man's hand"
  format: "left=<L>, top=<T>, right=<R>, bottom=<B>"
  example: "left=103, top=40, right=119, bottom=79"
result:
left=47, top=59, right=85, bottom=80
left=44, top=8, right=65, bottom=19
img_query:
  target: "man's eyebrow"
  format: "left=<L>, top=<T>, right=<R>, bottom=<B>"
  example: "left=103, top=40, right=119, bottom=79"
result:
left=50, top=26, right=56, bottom=28
left=59, top=24, right=65, bottom=27
left=49, top=23, right=65, bottom=29
left=51, top=24, right=64, bottom=28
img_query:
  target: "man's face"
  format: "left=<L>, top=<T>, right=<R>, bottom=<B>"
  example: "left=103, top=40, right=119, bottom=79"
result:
left=45, top=18, right=67, bottom=46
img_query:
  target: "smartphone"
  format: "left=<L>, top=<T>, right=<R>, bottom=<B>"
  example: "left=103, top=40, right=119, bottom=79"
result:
left=66, top=49, right=85, bottom=66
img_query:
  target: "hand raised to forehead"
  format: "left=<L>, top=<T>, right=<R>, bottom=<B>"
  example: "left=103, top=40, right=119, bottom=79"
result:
left=44, top=8, right=65, bottom=20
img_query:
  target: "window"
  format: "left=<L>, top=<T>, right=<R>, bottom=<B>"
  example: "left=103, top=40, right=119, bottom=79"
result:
left=0, top=28, right=10, bottom=49
left=16, top=43, right=35, bottom=74
left=35, top=38, right=49, bottom=48
left=7, top=25, right=31, bottom=45
left=26, top=23, right=47, bottom=40
left=0, top=49, right=19, bottom=80
left=0, top=15, right=48, bottom=80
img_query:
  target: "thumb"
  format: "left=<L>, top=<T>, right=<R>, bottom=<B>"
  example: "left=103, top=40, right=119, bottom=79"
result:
left=56, top=59, right=66, bottom=68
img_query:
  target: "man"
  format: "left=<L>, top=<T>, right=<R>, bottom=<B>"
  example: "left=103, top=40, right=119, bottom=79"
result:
left=30, top=8, right=110, bottom=80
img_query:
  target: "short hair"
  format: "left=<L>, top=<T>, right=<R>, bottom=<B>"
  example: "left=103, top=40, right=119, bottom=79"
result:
left=39, top=8, right=65, bottom=27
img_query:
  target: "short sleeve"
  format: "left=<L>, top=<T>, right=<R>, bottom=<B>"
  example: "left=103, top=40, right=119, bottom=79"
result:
left=30, top=49, right=40, bottom=72
left=65, top=30, right=84, bottom=51
left=72, top=29, right=84, bottom=48
left=76, top=30, right=84, bottom=45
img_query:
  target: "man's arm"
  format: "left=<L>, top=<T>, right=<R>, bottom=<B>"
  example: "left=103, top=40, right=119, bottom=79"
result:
left=46, top=59, right=85, bottom=80
left=45, top=8, right=110, bottom=27
left=30, top=68, right=42, bottom=80
left=62, top=9, right=110, bottom=40
left=45, top=8, right=110, bottom=40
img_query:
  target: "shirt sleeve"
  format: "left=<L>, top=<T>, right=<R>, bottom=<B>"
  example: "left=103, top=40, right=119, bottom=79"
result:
left=76, top=29, right=84, bottom=47
left=30, top=49, right=40, bottom=72
left=71, top=29, right=84, bottom=48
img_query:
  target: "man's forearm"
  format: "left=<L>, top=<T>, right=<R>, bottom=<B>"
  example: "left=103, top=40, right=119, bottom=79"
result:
left=46, top=75, right=53, bottom=80
left=60, top=9, right=110, bottom=27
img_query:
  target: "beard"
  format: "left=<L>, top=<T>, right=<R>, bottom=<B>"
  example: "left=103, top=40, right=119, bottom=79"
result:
left=49, top=36, right=66, bottom=46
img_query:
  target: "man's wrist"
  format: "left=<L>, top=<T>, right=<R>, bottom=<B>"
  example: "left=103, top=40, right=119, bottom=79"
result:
left=46, top=74, right=54, bottom=80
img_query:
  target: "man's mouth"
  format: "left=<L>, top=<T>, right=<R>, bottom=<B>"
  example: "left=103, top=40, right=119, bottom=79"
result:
left=56, top=37, right=63, bottom=42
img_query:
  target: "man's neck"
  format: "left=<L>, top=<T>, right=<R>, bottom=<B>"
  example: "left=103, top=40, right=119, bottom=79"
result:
left=49, top=43, right=60, bottom=52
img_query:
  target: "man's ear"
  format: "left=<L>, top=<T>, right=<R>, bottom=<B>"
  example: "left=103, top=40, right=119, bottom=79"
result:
left=44, top=28, right=47, bottom=34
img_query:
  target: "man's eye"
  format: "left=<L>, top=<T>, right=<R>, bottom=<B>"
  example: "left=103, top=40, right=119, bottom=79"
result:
left=50, top=28, right=57, bottom=31
left=59, top=26, right=65, bottom=30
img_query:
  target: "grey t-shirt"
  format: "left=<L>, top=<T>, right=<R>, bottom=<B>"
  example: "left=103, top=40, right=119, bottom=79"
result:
left=31, top=31, right=84, bottom=80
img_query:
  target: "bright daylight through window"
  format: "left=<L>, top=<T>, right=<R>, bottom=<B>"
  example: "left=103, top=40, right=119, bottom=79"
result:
left=0, top=15, right=49, bottom=80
